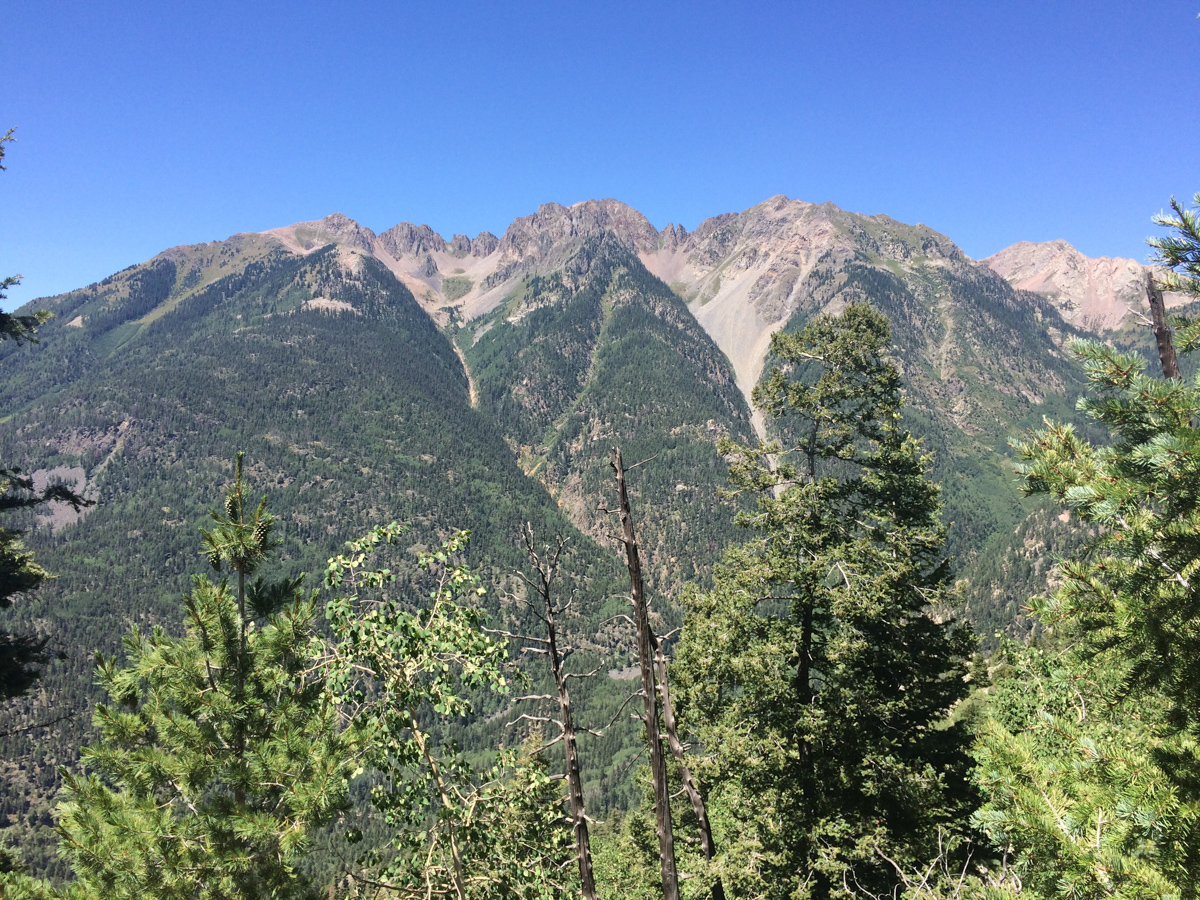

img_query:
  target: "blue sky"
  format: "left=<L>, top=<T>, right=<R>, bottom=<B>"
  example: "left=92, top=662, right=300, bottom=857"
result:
left=3, top=1, right=1198, bottom=308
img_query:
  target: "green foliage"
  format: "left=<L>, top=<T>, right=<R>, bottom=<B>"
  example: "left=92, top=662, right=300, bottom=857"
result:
left=0, top=242, right=619, bottom=872
left=590, top=809, right=661, bottom=900
left=758, top=252, right=1094, bottom=640
left=200, top=452, right=277, bottom=584
left=0, top=197, right=1133, bottom=891
left=463, top=233, right=755, bottom=595
left=0, top=308, right=51, bottom=347
left=200, top=451, right=280, bottom=682
left=1012, top=338, right=1200, bottom=739
left=956, top=500, right=1091, bottom=646
left=441, top=276, right=473, bottom=302
left=322, top=525, right=574, bottom=898
left=0, top=126, right=91, bottom=706
left=0, top=625, right=53, bottom=705
left=976, top=642, right=1198, bottom=899
left=976, top=332, right=1200, bottom=897
left=974, top=204, right=1200, bottom=898
left=674, top=304, right=979, bottom=899
left=1149, top=193, right=1200, bottom=299
left=8, top=475, right=352, bottom=900
left=0, top=127, right=47, bottom=347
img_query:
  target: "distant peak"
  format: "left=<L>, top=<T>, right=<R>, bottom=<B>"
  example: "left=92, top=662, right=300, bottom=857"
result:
left=264, top=213, right=376, bottom=254
left=498, top=198, right=661, bottom=259
left=377, top=222, right=446, bottom=258
left=320, top=212, right=357, bottom=229
left=986, top=238, right=1079, bottom=261
left=985, top=238, right=1159, bottom=331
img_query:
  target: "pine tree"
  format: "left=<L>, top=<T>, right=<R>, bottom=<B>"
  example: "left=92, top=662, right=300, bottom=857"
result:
left=974, top=194, right=1200, bottom=899
left=0, top=126, right=91, bottom=706
left=0, top=128, right=48, bottom=346
left=673, top=304, right=978, bottom=899
left=40, top=460, right=351, bottom=900
left=975, top=641, right=1197, bottom=899
left=1149, top=192, right=1200, bottom=299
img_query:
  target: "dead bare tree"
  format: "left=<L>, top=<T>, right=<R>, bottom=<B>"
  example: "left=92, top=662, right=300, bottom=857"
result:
left=649, top=627, right=725, bottom=900
left=502, top=524, right=599, bottom=900
left=1147, top=270, right=1181, bottom=379
left=838, top=829, right=1019, bottom=899
left=609, top=446, right=679, bottom=900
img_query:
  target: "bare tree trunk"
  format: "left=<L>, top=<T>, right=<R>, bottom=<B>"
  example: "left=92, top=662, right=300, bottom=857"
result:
left=529, top=529, right=598, bottom=900
left=651, top=630, right=725, bottom=900
left=1148, top=271, right=1181, bottom=379
left=611, top=447, right=679, bottom=900
left=509, top=526, right=599, bottom=898
left=409, top=713, right=467, bottom=900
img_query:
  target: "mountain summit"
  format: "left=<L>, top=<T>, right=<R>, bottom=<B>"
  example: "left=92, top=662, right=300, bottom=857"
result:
left=985, top=238, right=1177, bottom=331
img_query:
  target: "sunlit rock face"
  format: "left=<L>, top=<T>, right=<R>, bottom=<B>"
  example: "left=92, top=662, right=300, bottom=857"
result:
left=985, top=238, right=1182, bottom=332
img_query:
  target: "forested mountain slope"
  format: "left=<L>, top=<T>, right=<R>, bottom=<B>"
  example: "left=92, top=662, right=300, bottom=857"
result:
left=2, top=197, right=1126, bottom=672
left=0, top=241, right=639, bottom=874
left=460, top=234, right=755, bottom=594
left=319, top=196, right=1099, bottom=584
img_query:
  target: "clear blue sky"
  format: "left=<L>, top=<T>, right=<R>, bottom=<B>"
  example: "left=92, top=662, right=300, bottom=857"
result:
left=3, top=1, right=1198, bottom=308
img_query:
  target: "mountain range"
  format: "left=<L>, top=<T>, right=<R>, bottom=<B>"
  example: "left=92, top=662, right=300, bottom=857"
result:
left=0, top=194, right=1182, bottom=874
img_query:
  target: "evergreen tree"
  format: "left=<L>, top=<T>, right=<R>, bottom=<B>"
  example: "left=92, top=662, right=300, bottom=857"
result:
left=1149, top=192, right=1200, bottom=299
left=0, top=126, right=90, bottom=706
left=975, top=195, right=1200, bottom=898
left=673, top=304, right=978, bottom=899
left=5, top=461, right=352, bottom=899
left=0, top=128, right=48, bottom=346
left=975, top=641, right=1197, bottom=899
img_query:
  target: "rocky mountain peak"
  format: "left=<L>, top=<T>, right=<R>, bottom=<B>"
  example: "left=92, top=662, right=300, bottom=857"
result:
left=633, top=196, right=971, bottom=419
left=496, top=198, right=661, bottom=262
left=377, top=222, right=447, bottom=259
left=264, top=213, right=377, bottom=255
left=984, top=239, right=1165, bottom=331
left=471, top=231, right=500, bottom=257
left=660, top=223, right=689, bottom=249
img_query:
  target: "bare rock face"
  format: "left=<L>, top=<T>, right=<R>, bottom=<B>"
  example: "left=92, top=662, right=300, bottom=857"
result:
left=261, top=213, right=511, bottom=318
left=985, top=239, right=1161, bottom=331
left=638, top=195, right=966, bottom=407
left=255, top=199, right=974, bottom=418
left=255, top=201, right=1161, bottom=429
left=377, top=222, right=447, bottom=259
left=493, top=199, right=661, bottom=270
left=659, top=223, right=688, bottom=250
left=471, top=231, right=499, bottom=257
